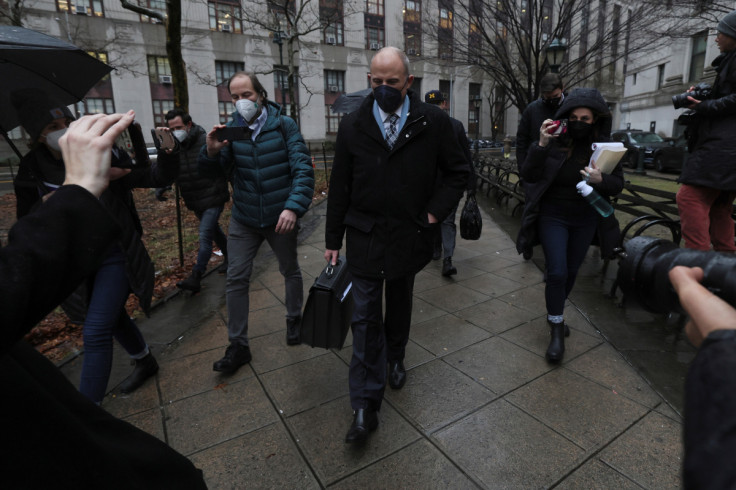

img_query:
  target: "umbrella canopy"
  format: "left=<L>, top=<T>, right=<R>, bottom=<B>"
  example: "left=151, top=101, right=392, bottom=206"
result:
left=0, top=26, right=112, bottom=134
left=331, top=88, right=372, bottom=114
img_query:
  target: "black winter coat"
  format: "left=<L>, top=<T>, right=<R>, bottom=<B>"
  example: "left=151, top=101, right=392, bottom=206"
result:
left=176, top=124, right=229, bottom=213
left=449, top=116, right=477, bottom=191
left=516, top=98, right=562, bottom=167
left=684, top=330, right=736, bottom=488
left=679, top=50, right=736, bottom=191
left=0, top=185, right=206, bottom=489
left=515, top=141, right=624, bottom=257
left=14, top=145, right=179, bottom=315
left=326, top=91, right=469, bottom=279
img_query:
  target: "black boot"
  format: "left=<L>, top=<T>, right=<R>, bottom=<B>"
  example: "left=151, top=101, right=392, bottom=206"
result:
left=119, top=353, right=159, bottom=394
left=545, top=321, right=566, bottom=363
left=177, top=269, right=202, bottom=292
left=442, top=257, right=457, bottom=277
left=286, top=317, right=301, bottom=345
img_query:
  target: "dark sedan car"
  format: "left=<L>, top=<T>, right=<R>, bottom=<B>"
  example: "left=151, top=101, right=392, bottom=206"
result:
left=612, top=130, right=671, bottom=169
left=651, top=135, right=687, bottom=173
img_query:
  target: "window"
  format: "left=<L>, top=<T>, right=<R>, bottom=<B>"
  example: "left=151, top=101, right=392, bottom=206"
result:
left=403, top=0, right=421, bottom=55
left=215, top=61, right=244, bottom=122
left=404, top=0, right=420, bottom=23
left=139, top=0, right=165, bottom=23
left=468, top=83, right=481, bottom=138
left=321, top=0, right=344, bottom=45
left=365, top=0, right=385, bottom=50
left=412, top=77, right=422, bottom=96
left=405, top=34, right=421, bottom=56
left=439, top=7, right=453, bottom=29
left=148, top=55, right=171, bottom=83
left=215, top=60, right=244, bottom=86
left=325, top=105, right=342, bottom=134
left=76, top=97, right=115, bottom=116
left=632, top=72, right=637, bottom=85
left=218, top=102, right=231, bottom=124
left=269, top=0, right=295, bottom=35
left=275, top=67, right=299, bottom=117
left=438, top=0, right=453, bottom=60
left=439, top=80, right=451, bottom=104
left=657, top=64, right=666, bottom=89
left=208, top=0, right=242, bottom=33
left=148, top=56, right=174, bottom=126
left=79, top=52, right=114, bottom=117
left=366, top=0, right=383, bottom=15
left=57, top=0, right=103, bottom=17
left=324, top=70, right=345, bottom=134
left=689, top=30, right=708, bottom=82
left=612, top=5, right=621, bottom=59
left=152, top=100, right=175, bottom=126
left=366, top=27, right=385, bottom=50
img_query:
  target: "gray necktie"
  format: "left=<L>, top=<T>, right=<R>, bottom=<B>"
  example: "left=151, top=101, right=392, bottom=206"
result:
left=385, top=113, right=400, bottom=149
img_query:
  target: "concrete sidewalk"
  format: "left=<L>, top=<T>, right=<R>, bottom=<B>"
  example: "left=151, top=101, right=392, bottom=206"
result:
left=62, top=200, right=684, bottom=489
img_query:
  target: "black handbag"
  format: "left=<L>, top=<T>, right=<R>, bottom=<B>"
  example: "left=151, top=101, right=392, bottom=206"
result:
left=460, top=194, right=482, bottom=240
left=300, top=258, right=354, bottom=349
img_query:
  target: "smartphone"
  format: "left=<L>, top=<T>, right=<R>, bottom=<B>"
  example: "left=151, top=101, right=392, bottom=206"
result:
left=151, top=128, right=176, bottom=151
left=550, top=119, right=568, bottom=136
left=113, top=121, right=149, bottom=167
left=215, top=126, right=252, bottom=142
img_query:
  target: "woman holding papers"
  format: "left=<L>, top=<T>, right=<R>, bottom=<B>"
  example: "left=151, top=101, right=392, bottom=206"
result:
left=516, top=88, right=624, bottom=363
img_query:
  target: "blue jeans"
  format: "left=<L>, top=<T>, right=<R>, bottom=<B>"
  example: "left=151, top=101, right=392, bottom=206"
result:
left=194, top=205, right=228, bottom=273
left=537, top=202, right=598, bottom=317
left=79, top=246, right=148, bottom=404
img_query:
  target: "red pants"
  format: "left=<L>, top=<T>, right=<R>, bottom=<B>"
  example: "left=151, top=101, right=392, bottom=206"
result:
left=676, top=184, right=736, bottom=251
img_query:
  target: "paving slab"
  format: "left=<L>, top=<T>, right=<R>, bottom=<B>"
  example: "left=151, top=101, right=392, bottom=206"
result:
left=433, top=399, right=585, bottom=488
left=287, top=396, right=421, bottom=486
left=189, top=422, right=321, bottom=489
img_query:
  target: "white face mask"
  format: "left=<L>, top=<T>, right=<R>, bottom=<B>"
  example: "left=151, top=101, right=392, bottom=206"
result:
left=172, top=129, right=188, bottom=142
left=43, top=128, right=67, bottom=152
left=235, top=98, right=260, bottom=125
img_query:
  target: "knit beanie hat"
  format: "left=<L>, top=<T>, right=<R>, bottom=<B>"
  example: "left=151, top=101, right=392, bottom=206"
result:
left=11, top=90, right=74, bottom=142
left=718, top=10, right=736, bottom=39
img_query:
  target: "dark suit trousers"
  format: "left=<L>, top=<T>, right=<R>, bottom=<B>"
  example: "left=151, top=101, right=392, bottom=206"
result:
left=349, top=273, right=415, bottom=411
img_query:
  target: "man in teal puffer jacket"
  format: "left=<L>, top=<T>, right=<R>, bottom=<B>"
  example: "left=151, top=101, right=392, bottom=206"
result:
left=199, top=72, right=314, bottom=373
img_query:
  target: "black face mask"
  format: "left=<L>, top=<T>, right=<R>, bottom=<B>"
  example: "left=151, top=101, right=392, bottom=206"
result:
left=543, top=96, right=561, bottom=107
left=567, top=120, right=594, bottom=140
left=374, top=84, right=405, bottom=113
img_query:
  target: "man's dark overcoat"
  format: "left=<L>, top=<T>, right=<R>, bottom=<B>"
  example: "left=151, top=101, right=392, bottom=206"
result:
left=325, top=90, right=469, bottom=279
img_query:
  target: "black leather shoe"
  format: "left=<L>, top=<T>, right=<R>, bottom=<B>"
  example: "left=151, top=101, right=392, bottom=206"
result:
left=345, top=408, right=378, bottom=443
left=545, top=321, right=566, bottom=363
left=442, top=257, right=457, bottom=277
left=388, top=360, right=407, bottom=389
left=286, top=317, right=301, bottom=345
left=213, top=344, right=252, bottom=373
left=119, top=353, right=159, bottom=394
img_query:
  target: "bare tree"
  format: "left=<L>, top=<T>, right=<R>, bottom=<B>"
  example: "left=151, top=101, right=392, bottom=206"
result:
left=120, top=0, right=188, bottom=112
left=422, top=0, right=667, bottom=113
left=0, top=0, right=26, bottom=26
left=235, top=0, right=357, bottom=122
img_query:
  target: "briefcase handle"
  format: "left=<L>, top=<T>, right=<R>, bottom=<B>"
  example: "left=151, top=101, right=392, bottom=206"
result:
left=325, top=258, right=342, bottom=278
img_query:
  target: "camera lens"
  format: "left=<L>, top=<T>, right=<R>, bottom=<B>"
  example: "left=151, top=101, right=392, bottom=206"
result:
left=672, top=93, right=690, bottom=110
left=618, top=236, right=736, bottom=313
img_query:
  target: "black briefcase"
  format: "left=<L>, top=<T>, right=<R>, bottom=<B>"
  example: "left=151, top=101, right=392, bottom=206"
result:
left=300, top=258, right=354, bottom=349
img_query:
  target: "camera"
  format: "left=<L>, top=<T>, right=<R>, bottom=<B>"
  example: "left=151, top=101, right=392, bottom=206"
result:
left=672, top=82, right=713, bottom=110
left=617, top=236, right=736, bottom=314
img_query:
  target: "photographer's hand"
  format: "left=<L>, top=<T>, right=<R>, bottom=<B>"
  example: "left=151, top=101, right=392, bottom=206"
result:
left=669, top=266, right=736, bottom=347
left=60, top=111, right=135, bottom=198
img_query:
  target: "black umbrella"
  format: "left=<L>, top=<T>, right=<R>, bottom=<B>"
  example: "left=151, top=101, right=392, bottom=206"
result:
left=0, top=26, right=112, bottom=156
left=331, top=88, right=372, bottom=114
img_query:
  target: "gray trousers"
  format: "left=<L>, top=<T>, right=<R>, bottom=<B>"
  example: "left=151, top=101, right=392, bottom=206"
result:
left=439, top=202, right=459, bottom=259
left=226, top=217, right=303, bottom=346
